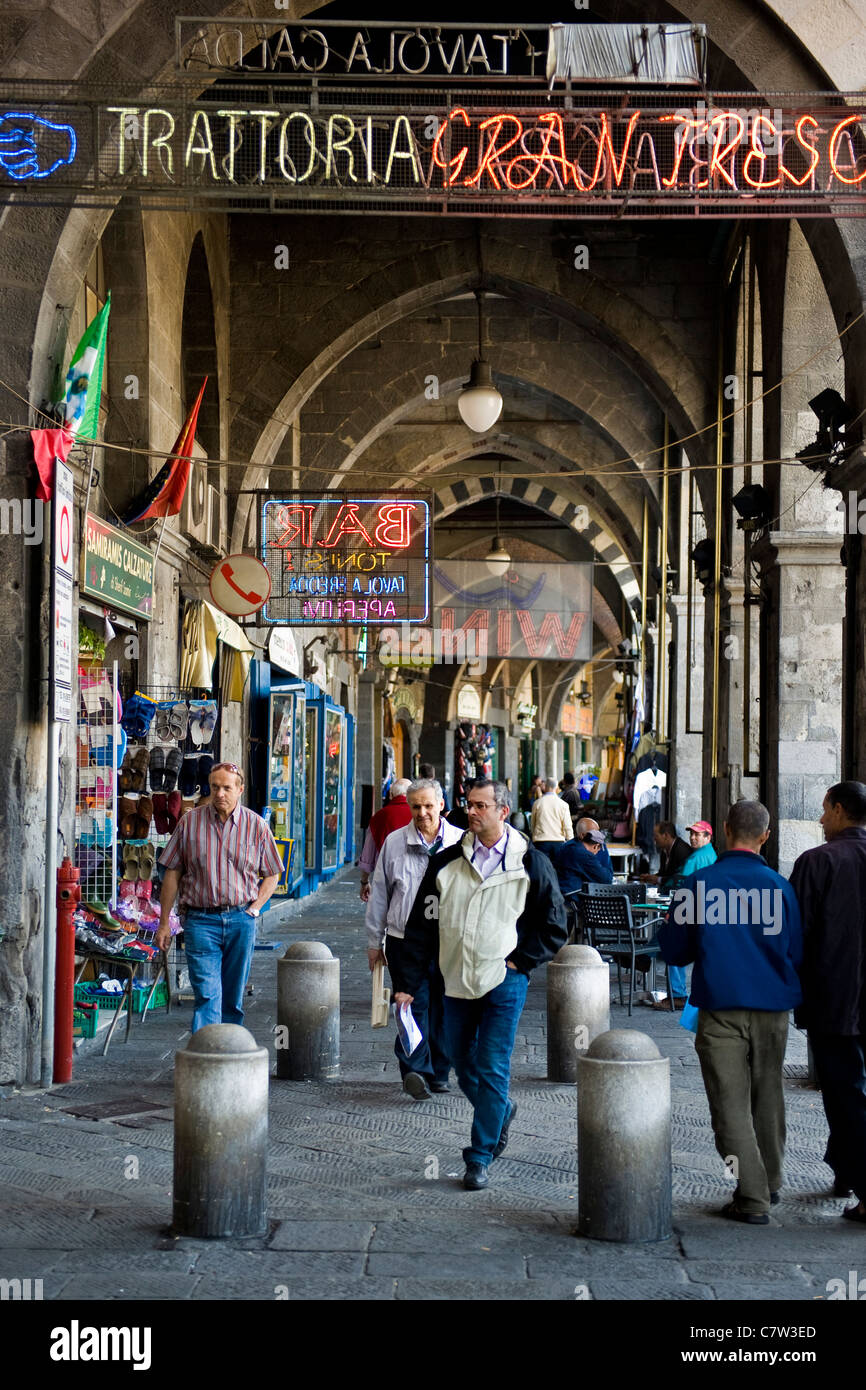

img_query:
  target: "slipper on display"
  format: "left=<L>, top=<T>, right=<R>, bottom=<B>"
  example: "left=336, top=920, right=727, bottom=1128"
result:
left=169, top=702, right=189, bottom=741
left=152, top=793, right=169, bottom=835
left=163, top=747, right=183, bottom=793
left=118, top=879, right=136, bottom=901
left=122, top=843, right=141, bottom=880
left=135, top=878, right=153, bottom=900
left=197, top=754, right=214, bottom=798
left=135, top=796, right=154, bottom=840
left=137, top=842, right=156, bottom=881
left=130, top=746, right=150, bottom=793
left=119, top=796, right=138, bottom=841
left=149, top=745, right=166, bottom=793
left=166, top=789, right=182, bottom=833
left=118, top=749, right=137, bottom=794
left=180, top=756, right=199, bottom=798
left=181, top=797, right=197, bottom=818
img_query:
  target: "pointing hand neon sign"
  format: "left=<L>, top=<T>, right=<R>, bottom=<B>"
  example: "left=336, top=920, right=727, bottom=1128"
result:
left=0, top=112, right=76, bottom=180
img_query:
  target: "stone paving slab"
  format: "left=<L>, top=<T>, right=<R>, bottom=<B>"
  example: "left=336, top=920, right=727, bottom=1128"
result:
left=1, top=870, right=864, bottom=1304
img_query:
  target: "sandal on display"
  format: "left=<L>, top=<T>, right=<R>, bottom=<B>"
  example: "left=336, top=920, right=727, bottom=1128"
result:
left=122, top=843, right=142, bottom=880
left=153, top=703, right=175, bottom=742
left=137, top=842, right=156, bottom=881
left=169, top=702, right=189, bottom=741
left=120, top=691, right=158, bottom=740
left=188, top=702, right=206, bottom=748
left=163, top=747, right=183, bottom=793
left=149, top=745, right=166, bottom=792
left=135, top=796, right=154, bottom=840
left=197, top=701, right=218, bottom=747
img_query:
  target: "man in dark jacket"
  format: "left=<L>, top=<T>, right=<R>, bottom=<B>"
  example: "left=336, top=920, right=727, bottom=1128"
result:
left=659, top=801, right=803, bottom=1224
left=641, top=820, right=690, bottom=889
left=559, top=771, right=582, bottom=827
left=393, top=778, right=567, bottom=1192
left=550, top=818, right=614, bottom=896
left=790, top=781, right=866, bottom=1222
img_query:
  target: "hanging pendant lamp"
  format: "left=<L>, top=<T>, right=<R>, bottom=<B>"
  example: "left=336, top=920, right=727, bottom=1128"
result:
left=458, top=290, right=503, bottom=433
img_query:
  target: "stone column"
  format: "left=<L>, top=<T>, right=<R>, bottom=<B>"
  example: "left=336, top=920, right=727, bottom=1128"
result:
left=754, top=534, right=842, bottom=874
left=667, top=593, right=703, bottom=830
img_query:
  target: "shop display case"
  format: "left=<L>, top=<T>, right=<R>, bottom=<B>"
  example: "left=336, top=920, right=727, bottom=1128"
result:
left=268, top=684, right=306, bottom=892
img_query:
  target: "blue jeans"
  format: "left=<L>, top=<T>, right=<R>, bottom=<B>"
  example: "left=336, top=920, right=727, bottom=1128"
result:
left=385, top=936, right=450, bottom=1086
left=668, top=965, right=688, bottom=998
left=443, top=967, right=529, bottom=1168
left=183, top=908, right=257, bottom=1033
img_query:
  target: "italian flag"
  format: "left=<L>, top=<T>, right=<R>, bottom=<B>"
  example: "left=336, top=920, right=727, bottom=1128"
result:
left=61, top=292, right=111, bottom=439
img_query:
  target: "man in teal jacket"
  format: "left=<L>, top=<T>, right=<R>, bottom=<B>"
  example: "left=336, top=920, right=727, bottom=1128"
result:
left=657, top=819, right=718, bottom=1008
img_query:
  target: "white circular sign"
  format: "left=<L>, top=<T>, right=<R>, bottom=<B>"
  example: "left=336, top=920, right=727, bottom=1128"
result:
left=208, top=553, right=272, bottom=617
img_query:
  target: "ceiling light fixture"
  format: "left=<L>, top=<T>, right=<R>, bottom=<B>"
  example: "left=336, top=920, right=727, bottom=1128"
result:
left=458, top=289, right=503, bottom=433
left=484, top=460, right=511, bottom=574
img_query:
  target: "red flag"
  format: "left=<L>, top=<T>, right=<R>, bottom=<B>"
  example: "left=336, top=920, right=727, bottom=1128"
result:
left=30, top=427, right=74, bottom=503
left=124, top=378, right=208, bottom=524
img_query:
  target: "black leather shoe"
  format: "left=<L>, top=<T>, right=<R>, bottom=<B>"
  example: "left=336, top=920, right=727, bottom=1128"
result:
left=463, top=1162, right=489, bottom=1191
left=770, top=1191, right=780, bottom=1205
left=833, top=1178, right=854, bottom=1197
left=430, top=1082, right=451, bottom=1093
left=493, top=1102, right=517, bottom=1159
left=720, top=1200, right=769, bottom=1225
left=402, top=1073, right=432, bottom=1101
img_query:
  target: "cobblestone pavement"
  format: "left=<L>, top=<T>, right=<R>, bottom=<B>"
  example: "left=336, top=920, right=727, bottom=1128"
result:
left=0, top=873, right=862, bottom=1303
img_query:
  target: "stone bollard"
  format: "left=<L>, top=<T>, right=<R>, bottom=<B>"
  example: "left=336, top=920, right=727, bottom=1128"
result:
left=173, top=1024, right=269, bottom=1239
left=547, top=944, right=610, bottom=1083
left=576, top=1029, right=671, bottom=1242
left=276, top=941, right=340, bottom=1081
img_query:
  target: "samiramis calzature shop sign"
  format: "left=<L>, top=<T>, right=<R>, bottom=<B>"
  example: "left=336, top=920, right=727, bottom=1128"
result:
left=2, top=88, right=866, bottom=217
left=82, top=514, right=154, bottom=620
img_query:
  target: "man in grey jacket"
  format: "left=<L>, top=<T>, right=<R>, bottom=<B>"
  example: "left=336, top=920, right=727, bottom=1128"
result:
left=366, top=778, right=463, bottom=1101
left=394, top=779, right=567, bottom=1190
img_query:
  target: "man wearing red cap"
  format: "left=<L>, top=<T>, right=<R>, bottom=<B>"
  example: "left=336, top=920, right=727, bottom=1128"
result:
left=653, top=819, right=717, bottom=1010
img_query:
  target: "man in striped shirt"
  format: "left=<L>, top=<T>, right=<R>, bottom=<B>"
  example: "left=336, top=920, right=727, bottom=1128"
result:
left=155, top=763, right=284, bottom=1032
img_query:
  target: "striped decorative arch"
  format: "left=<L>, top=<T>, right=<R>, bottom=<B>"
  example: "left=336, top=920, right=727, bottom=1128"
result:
left=432, top=476, right=642, bottom=613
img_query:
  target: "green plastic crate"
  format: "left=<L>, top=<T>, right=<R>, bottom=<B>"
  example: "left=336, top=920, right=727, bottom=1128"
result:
left=73, top=980, right=168, bottom=1014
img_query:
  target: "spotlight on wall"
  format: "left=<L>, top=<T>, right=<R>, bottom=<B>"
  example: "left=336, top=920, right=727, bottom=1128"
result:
left=577, top=680, right=591, bottom=707
left=457, top=290, right=503, bottom=433
left=796, top=388, right=852, bottom=473
left=732, top=482, right=771, bottom=531
left=691, top=537, right=715, bottom=585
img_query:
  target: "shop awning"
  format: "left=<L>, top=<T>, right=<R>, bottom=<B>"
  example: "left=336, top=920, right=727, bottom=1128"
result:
left=179, top=599, right=254, bottom=697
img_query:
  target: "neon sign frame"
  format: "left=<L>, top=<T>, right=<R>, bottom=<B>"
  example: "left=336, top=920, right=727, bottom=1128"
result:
left=1, top=87, right=866, bottom=217
left=259, top=494, right=431, bottom=627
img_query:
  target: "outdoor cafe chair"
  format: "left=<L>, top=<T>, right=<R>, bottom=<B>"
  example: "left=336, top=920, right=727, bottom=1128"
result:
left=577, top=891, right=671, bottom=1016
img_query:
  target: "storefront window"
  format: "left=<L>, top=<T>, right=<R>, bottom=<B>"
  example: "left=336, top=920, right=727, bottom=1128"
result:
left=292, top=694, right=305, bottom=874
left=305, top=706, right=318, bottom=869
left=322, top=709, right=343, bottom=869
left=268, top=694, right=294, bottom=843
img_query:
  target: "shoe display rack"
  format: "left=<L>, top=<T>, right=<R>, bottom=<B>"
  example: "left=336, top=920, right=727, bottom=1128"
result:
left=75, top=659, right=120, bottom=912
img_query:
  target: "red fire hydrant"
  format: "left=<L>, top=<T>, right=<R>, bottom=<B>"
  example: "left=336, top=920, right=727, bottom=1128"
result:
left=54, top=857, right=81, bottom=1084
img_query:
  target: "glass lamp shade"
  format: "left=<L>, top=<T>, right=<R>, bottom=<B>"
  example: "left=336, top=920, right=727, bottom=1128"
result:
left=484, top=536, right=512, bottom=575
left=457, top=359, right=503, bottom=432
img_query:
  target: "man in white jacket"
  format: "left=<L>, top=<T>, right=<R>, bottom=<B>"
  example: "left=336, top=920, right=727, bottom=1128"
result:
left=366, top=778, right=463, bottom=1101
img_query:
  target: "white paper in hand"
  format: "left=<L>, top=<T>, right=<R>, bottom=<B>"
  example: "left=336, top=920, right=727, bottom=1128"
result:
left=395, top=1001, right=422, bottom=1057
